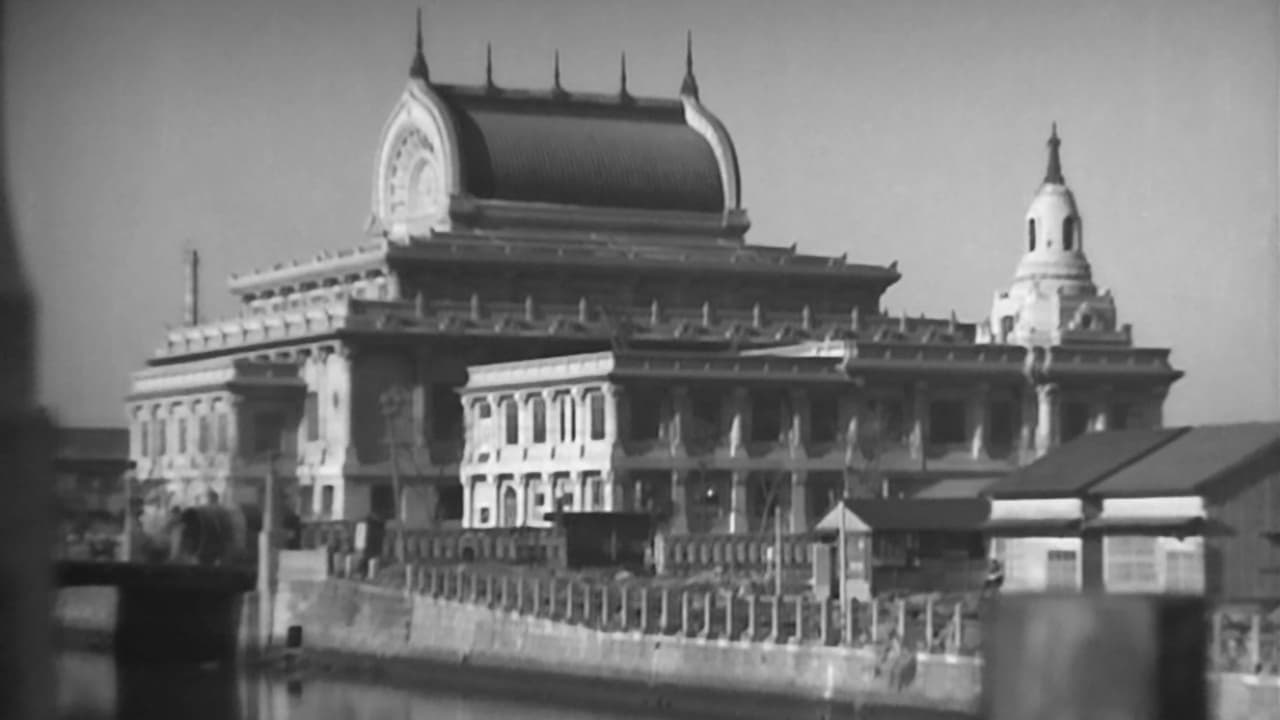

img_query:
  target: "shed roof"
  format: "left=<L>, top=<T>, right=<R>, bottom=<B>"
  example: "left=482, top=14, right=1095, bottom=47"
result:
left=914, top=477, right=1002, bottom=499
left=1092, top=422, right=1280, bottom=497
left=438, top=87, right=725, bottom=213
left=814, top=498, right=990, bottom=533
left=985, top=428, right=1188, bottom=499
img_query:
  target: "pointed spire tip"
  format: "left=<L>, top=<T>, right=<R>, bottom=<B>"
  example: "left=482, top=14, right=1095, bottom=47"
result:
left=409, top=7, right=430, bottom=82
left=680, top=30, right=700, bottom=99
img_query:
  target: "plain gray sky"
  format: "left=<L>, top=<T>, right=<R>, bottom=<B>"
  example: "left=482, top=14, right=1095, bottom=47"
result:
left=4, top=0, right=1278, bottom=428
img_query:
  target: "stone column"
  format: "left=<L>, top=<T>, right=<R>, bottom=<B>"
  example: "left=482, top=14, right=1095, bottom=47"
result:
left=1035, top=383, right=1060, bottom=457
left=573, top=473, right=586, bottom=512
left=610, top=383, right=629, bottom=445
left=669, top=386, right=689, bottom=456
left=669, top=470, right=689, bottom=534
left=909, top=381, right=928, bottom=461
left=728, top=387, right=750, bottom=457
left=789, top=389, right=809, bottom=460
left=1090, top=387, right=1112, bottom=433
left=729, top=471, right=750, bottom=535
left=789, top=471, right=809, bottom=533
left=541, top=389, right=557, bottom=445
left=604, top=384, right=619, bottom=443
left=969, top=382, right=991, bottom=460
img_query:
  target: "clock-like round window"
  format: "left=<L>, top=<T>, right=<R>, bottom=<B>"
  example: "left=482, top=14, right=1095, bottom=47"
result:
left=385, top=128, right=443, bottom=220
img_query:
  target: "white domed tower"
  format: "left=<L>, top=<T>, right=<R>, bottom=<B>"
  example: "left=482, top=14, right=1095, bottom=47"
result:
left=980, top=125, right=1127, bottom=347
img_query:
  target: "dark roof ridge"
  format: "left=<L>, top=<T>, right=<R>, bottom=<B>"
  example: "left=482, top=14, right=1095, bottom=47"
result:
left=434, top=83, right=687, bottom=113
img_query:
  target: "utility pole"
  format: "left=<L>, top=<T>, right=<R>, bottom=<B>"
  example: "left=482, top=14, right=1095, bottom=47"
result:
left=380, top=386, right=409, bottom=563
left=257, top=450, right=279, bottom=651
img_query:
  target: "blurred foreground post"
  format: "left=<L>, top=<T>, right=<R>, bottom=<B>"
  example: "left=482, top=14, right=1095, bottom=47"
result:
left=982, top=594, right=1206, bottom=720
left=0, top=33, right=55, bottom=718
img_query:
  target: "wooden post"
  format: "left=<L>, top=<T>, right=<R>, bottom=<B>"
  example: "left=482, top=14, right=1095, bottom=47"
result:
left=660, top=589, right=671, bottom=634
left=951, top=601, right=963, bottom=654
left=819, top=598, right=830, bottom=646
left=793, top=595, right=805, bottom=644
left=639, top=589, right=649, bottom=633
left=619, top=585, right=630, bottom=631
left=981, top=595, right=1206, bottom=720
left=925, top=595, right=935, bottom=652
left=681, top=591, right=692, bottom=637
left=770, top=596, right=782, bottom=643
left=564, top=581, right=575, bottom=622
left=1250, top=613, right=1262, bottom=671
left=843, top=597, right=857, bottom=646
left=870, top=598, right=879, bottom=644
left=896, top=598, right=906, bottom=639
left=701, top=591, right=713, bottom=639
left=747, top=595, right=758, bottom=641
left=725, top=593, right=736, bottom=640
left=602, top=584, right=611, bottom=629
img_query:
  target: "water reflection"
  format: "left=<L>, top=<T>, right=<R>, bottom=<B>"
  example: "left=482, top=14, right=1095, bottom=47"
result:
left=56, top=651, right=674, bottom=720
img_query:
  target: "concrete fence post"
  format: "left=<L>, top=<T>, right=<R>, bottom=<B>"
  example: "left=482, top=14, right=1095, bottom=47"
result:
left=501, top=576, right=511, bottom=611
left=485, top=574, right=495, bottom=607
left=531, top=577, right=542, bottom=617
left=601, top=584, right=611, bottom=630
left=367, top=557, right=379, bottom=581
left=639, top=588, right=649, bottom=633
left=404, top=564, right=415, bottom=597
left=792, top=595, right=804, bottom=644
left=725, top=593, right=735, bottom=640
left=681, top=591, right=692, bottom=637
left=844, top=597, right=857, bottom=647
left=1250, top=613, right=1262, bottom=671
left=769, top=596, right=781, bottom=643
left=548, top=578, right=559, bottom=620
left=660, top=589, right=671, bottom=634
left=582, top=584, right=592, bottom=627
left=469, top=570, right=480, bottom=603
left=565, top=581, right=575, bottom=623
left=925, top=595, right=935, bottom=652
left=701, top=591, right=714, bottom=639
left=870, top=598, right=879, bottom=644
left=819, top=598, right=831, bottom=646
left=951, top=601, right=963, bottom=654
left=344, top=554, right=356, bottom=579
left=619, top=585, right=630, bottom=631
left=746, top=594, right=757, bottom=642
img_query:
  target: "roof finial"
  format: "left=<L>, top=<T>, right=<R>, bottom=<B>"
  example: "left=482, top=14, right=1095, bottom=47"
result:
left=680, top=30, right=699, bottom=99
left=619, top=52, right=631, bottom=100
left=409, top=7, right=430, bottom=82
left=552, top=49, right=566, bottom=98
left=485, top=42, right=496, bottom=90
left=1044, top=122, right=1064, bottom=184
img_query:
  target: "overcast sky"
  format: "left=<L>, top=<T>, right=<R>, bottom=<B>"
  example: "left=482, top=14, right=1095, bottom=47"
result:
left=5, top=0, right=1278, bottom=427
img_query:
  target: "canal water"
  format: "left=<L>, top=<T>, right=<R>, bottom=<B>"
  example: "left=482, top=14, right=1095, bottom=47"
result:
left=56, top=650, right=969, bottom=720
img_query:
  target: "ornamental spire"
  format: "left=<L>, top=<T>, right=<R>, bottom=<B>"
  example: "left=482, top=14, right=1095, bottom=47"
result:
left=552, top=49, right=567, bottom=98
left=485, top=42, right=495, bottom=90
left=409, top=8, right=430, bottom=82
left=619, top=52, right=630, bottom=100
left=680, top=30, right=699, bottom=99
left=1044, top=122, right=1064, bottom=184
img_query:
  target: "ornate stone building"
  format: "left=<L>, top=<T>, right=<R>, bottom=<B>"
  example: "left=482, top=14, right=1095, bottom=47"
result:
left=125, top=19, right=1182, bottom=534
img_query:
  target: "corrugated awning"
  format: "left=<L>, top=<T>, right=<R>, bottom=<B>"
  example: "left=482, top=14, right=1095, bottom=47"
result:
left=982, top=517, right=1081, bottom=535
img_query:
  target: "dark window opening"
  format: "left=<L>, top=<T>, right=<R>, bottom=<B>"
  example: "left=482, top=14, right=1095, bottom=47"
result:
left=751, top=391, right=786, bottom=443
left=299, top=486, right=314, bottom=519
left=689, top=390, right=721, bottom=446
left=988, top=400, right=1016, bottom=452
left=629, top=391, right=663, bottom=441
left=530, top=396, right=547, bottom=444
left=809, top=395, right=838, bottom=444
left=177, top=419, right=188, bottom=454
left=157, top=420, right=167, bottom=455
left=139, top=421, right=150, bottom=457
left=304, top=392, right=320, bottom=441
left=1028, top=219, right=1037, bottom=251
left=432, top=384, right=463, bottom=441
left=1062, top=402, right=1092, bottom=442
left=928, top=400, right=968, bottom=445
left=1063, top=216, right=1076, bottom=251
left=588, top=391, right=606, bottom=440
left=876, top=398, right=906, bottom=444
left=370, top=484, right=395, bottom=520
left=321, top=486, right=335, bottom=517
left=253, top=412, right=287, bottom=455
left=216, top=415, right=229, bottom=453
left=197, top=417, right=210, bottom=453
left=437, top=483, right=463, bottom=521
left=1109, top=404, right=1131, bottom=430
left=503, top=400, right=519, bottom=445
left=1000, top=316, right=1015, bottom=342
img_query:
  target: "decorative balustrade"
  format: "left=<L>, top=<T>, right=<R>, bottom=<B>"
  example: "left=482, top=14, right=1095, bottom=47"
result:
left=654, top=532, right=817, bottom=576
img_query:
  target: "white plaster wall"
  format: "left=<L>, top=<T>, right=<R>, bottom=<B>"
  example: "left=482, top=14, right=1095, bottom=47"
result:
left=995, top=536, right=1083, bottom=593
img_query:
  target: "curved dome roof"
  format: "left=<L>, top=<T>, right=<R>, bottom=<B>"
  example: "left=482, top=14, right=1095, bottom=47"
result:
left=435, top=87, right=728, bottom=214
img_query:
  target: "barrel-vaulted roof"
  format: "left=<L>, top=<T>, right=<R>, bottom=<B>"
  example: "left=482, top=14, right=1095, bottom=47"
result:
left=437, top=87, right=725, bottom=213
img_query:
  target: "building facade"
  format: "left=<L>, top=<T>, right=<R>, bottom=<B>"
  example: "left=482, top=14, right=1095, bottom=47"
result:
left=125, top=18, right=1182, bottom=533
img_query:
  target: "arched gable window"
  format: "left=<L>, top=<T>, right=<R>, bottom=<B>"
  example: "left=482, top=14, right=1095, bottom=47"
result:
left=529, top=395, right=547, bottom=444
left=1028, top=219, right=1037, bottom=251
left=1063, top=216, right=1076, bottom=251
left=503, top=398, right=519, bottom=445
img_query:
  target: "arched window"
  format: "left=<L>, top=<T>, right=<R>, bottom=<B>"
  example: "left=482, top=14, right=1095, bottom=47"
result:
left=503, top=399, right=519, bottom=445
left=1063, top=216, right=1076, bottom=251
left=1028, top=219, right=1037, bottom=251
left=501, top=483, right=518, bottom=527
left=529, top=396, right=547, bottom=444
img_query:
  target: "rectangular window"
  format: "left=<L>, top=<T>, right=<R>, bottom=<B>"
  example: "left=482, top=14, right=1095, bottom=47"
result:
left=177, top=418, right=188, bottom=453
left=370, top=484, right=395, bottom=520
left=1105, top=536, right=1159, bottom=591
left=628, top=392, right=663, bottom=441
left=299, top=486, right=314, bottom=519
left=216, top=415, right=229, bottom=452
left=809, top=395, right=838, bottom=444
left=156, top=420, right=167, bottom=455
left=1062, top=402, right=1092, bottom=442
left=988, top=400, right=1016, bottom=451
left=530, top=396, right=547, bottom=444
left=584, top=472, right=604, bottom=510
left=1109, top=404, right=1131, bottom=431
left=503, top=399, right=519, bottom=445
left=876, top=397, right=906, bottom=444
left=928, top=399, right=967, bottom=445
left=751, top=391, right=785, bottom=443
left=478, top=507, right=491, bottom=525
left=552, top=473, right=574, bottom=512
left=431, top=384, right=463, bottom=441
left=139, top=421, right=150, bottom=457
left=1045, top=549, right=1079, bottom=590
left=304, top=392, right=320, bottom=441
left=197, top=416, right=210, bottom=453
left=689, top=390, right=721, bottom=446
left=557, top=395, right=568, bottom=442
left=253, top=412, right=287, bottom=455
left=588, top=391, right=606, bottom=440
left=1164, top=549, right=1202, bottom=593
